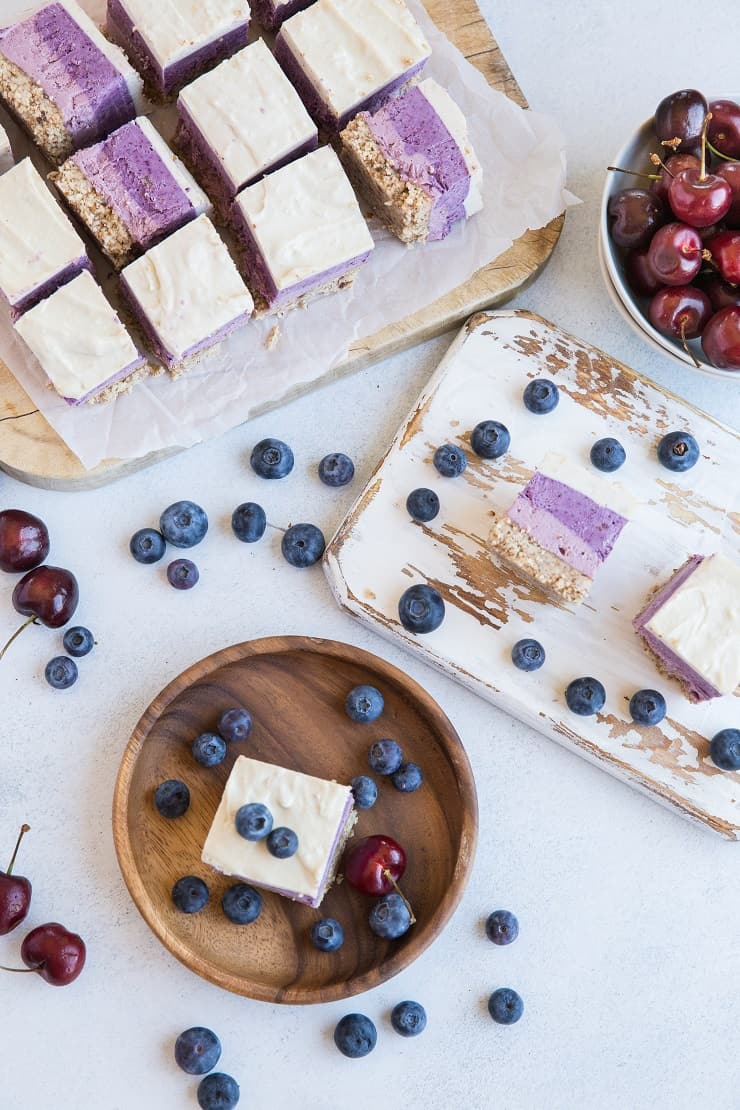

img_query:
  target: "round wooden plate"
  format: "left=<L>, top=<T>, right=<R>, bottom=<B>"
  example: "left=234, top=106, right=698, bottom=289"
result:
left=113, top=636, right=478, bottom=1004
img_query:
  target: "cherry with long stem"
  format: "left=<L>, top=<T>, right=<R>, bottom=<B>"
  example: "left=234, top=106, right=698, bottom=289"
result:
left=6, top=824, right=30, bottom=876
left=382, top=869, right=416, bottom=924
left=0, top=616, right=37, bottom=663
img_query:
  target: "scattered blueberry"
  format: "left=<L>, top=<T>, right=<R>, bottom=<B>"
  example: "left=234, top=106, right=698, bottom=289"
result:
left=368, top=739, right=404, bottom=775
left=192, top=732, right=227, bottom=767
left=44, top=656, right=78, bottom=690
left=368, top=892, right=412, bottom=939
left=250, top=437, right=294, bottom=480
left=231, top=502, right=267, bottom=544
left=710, top=728, right=740, bottom=772
left=154, top=779, right=190, bottom=819
left=266, top=826, right=298, bottom=858
left=281, top=523, right=325, bottom=568
left=167, top=558, right=199, bottom=590
left=310, top=918, right=344, bottom=952
left=488, top=987, right=523, bottom=1025
left=218, top=707, right=253, bottom=744
left=657, top=430, right=699, bottom=472
left=346, top=685, right=384, bottom=723
left=471, top=420, right=510, bottom=460
left=130, top=527, right=166, bottom=564
left=197, top=1073, right=240, bottom=1110
left=391, top=1000, right=427, bottom=1037
left=62, top=626, right=94, bottom=657
left=174, top=1027, right=222, bottom=1076
left=485, top=910, right=519, bottom=946
left=351, top=775, right=378, bottom=809
left=160, top=500, right=208, bottom=548
left=629, top=689, right=667, bottom=726
left=333, top=1013, right=377, bottom=1058
left=172, top=875, right=209, bottom=914
left=222, top=883, right=263, bottom=925
left=590, top=437, right=626, bottom=473
left=319, top=452, right=355, bottom=487
left=406, top=487, right=440, bottom=523
left=235, top=802, right=273, bottom=841
left=398, top=584, right=445, bottom=634
left=433, top=443, right=467, bottom=478
left=565, top=676, right=606, bottom=716
left=523, top=378, right=559, bottom=414
left=392, top=762, right=423, bottom=793
left=511, top=638, right=545, bottom=672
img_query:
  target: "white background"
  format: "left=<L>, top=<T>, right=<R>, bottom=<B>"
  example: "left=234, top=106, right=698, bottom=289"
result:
left=1, top=2, right=738, bottom=1108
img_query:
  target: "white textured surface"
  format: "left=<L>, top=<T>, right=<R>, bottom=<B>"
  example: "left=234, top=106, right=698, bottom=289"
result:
left=1, top=3, right=739, bottom=1110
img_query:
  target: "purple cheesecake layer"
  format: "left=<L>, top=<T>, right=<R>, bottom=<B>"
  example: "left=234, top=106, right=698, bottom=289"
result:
left=63, top=352, right=146, bottom=406
left=507, top=499, right=601, bottom=578
left=633, top=555, right=704, bottom=629
left=252, top=0, right=315, bottom=31
left=0, top=4, right=136, bottom=147
left=511, top=473, right=627, bottom=566
left=8, top=255, right=92, bottom=321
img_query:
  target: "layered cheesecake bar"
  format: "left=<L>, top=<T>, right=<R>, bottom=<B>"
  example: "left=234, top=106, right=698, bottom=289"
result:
left=106, top=0, right=251, bottom=102
left=490, top=471, right=628, bottom=604
left=341, top=78, right=483, bottom=243
left=175, top=40, right=317, bottom=222
left=252, top=0, right=314, bottom=31
left=232, top=145, right=374, bottom=312
left=0, top=159, right=90, bottom=320
left=0, top=0, right=146, bottom=165
left=0, top=121, right=13, bottom=174
left=51, top=117, right=211, bottom=269
left=274, top=0, right=431, bottom=131
left=120, top=214, right=254, bottom=373
left=201, top=755, right=357, bottom=908
left=633, top=553, right=740, bottom=703
left=14, top=270, right=147, bottom=405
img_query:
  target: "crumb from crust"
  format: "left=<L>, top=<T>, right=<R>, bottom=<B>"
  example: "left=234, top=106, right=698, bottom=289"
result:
left=489, top=517, right=591, bottom=604
left=0, top=54, right=74, bottom=164
left=265, top=324, right=280, bottom=349
left=87, top=361, right=155, bottom=404
left=251, top=266, right=363, bottom=319
left=51, top=160, right=137, bottom=269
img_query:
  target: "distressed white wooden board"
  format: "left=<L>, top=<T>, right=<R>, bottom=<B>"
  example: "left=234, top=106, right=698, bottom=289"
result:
left=324, top=309, right=740, bottom=839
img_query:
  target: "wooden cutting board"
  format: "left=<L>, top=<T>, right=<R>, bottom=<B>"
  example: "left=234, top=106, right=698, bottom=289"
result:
left=0, top=0, right=563, bottom=490
left=324, top=310, right=740, bottom=840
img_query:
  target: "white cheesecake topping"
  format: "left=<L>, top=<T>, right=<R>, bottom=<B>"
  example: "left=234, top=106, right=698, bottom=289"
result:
left=115, top=0, right=250, bottom=70
left=0, top=122, right=13, bottom=175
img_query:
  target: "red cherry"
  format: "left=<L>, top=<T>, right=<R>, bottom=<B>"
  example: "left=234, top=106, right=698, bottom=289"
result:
left=649, top=285, right=712, bottom=340
left=699, top=272, right=740, bottom=312
left=12, top=565, right=79, bottom=629
left=701, top=306, right=740, bottom=370
left=608, top=188, right=665, bottom=249
left=708, top=99, right=740, bottom=160
left=705, top=229, right=740, bottom=285
left=648, top=223, right=703, bottom=285
left=0, top=511, right=50, bottom=573
left=624, top=247, right=662, bottom=297
left=716, top=163, right=740, bottom=228
left=20, top=923, right=86, bottom=986
left=651, top=154, right=701, bottom=205
left=668, top=168, right=732, bottom=228
left=343, top=835, right=406, bottom=897
left=0, top=824, right=31, bottom=936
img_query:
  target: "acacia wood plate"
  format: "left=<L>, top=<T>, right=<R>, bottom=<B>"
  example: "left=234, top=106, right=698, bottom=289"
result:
left=112, top=636, right=478, bottom=1004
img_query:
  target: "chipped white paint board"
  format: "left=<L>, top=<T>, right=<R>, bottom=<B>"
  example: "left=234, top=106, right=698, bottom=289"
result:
left=324, top=309, right=740, bottom=839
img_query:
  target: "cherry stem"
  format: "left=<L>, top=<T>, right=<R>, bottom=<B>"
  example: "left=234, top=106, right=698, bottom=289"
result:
left=678, top=318, right=701, bottom=369
left=0, top=965, right=37, bottom=974
left=0, top=616, right=37, bottom=662
left=702, top=249, right=717, bottom=269
left=606, top=165, right=660, bottom=182
left=382, top=869, right=416, bottom=925
left=700, top=112, right=712, bottom=182
left=6, top=823, right=30, bottom=876
left=649, top=152, right=674, bottom=176
left=706, top=139, right=735, bottom=163
left=661, top=137, right=683, bottom=152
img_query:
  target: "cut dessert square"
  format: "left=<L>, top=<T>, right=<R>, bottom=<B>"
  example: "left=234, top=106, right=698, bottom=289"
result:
left=201, top=755, right=357, bottom=907
left=340, top=78, right=483, bottom=243
left=0, top=158, right=91, bottom=321
left=120, top=214, right=254, bottom=372
left=51, top=117, right=212, bottom=270
left=0, top=0, right=146, bottom=165
left=251, top=0, right=314, bottom=31
left=14, top=270, right=146, bottom=406
left=175, top=39, right=318, bottom=222
left=490, top=470, right=628, bottom=604
left=0, top=121, right=13, bottom=174
left=106, top=0, right=251, bottom=102
left=633, top=552, right=740, bottom=703
left=231, top=145, right=374, bottom=312
left=274, top=0, right=431, bottom=131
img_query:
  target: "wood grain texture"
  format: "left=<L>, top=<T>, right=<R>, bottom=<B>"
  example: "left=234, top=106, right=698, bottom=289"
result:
left=324, top=310, right=740, bottom=839
left=112, top=636, right=478, bottom=1003
left=0, top=0, right=564, bottom=490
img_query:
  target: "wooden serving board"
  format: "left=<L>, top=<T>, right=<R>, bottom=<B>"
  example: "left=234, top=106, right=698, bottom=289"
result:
left=324, top=310, right=740, bottom=840
left=0, top=0, right=563, bottom=491
left=112, top=636, right=477, bottom=1003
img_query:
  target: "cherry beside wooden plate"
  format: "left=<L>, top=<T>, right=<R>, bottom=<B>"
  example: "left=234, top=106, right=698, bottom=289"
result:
left=113, top=636, right=478, bottom=1005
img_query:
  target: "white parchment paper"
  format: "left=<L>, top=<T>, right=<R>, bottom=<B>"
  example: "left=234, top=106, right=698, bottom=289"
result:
left=0, top=0, right=574, bottom=468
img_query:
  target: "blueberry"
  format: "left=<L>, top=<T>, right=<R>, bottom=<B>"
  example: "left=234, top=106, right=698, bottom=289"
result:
left=485, top=910, right=519, bottom=946
left=281, top=523, right=325, bottom=568
left=368, top=739, right=403, bottom=775
left=130, top=527, right=166, bottom=564
left=392, top=762, right=423, bottom=793
left=167, top=558, right=199, bottom=590
left=398, top=584, right=445, bottom=634
left=390, top=1000, right=427, bottom=1037
left=61, top=626, right=93, bottom=658
left=565, top=676, right=606, bottom=716
left=250, top=437, right=294, bottom=479
left=333, top=1013, right=377, bottom=1058
left=488, top=987, right=523, bottom=1025
left=197, top=1073, right=240, bottom=1110
left=154, top=779, right=190, bottom=819
left=590, top=437, right=626, bottom=473
left=471, top=420, right=510, bottom=460
left=629, top=689, right=667, bottom=726
left=218, top=707, right=253, bottom=744
left=523, top=378, right=559, bottom=414
left=160, top=500, right=208, bottom=548
left=433, top=443, right=467, bottom=478
left=266, top=826, right=298, bottom=858
left=172, top=875, right=209, bottom=914
left=174, top=1027, right=222, bottom=1075
left=657, top=430, right=699, bottom=472
left=310, top=917, right=344, bottom=952
left=350, top=775, right=378, bottom=809
left=44, top=656, right=78, bottom=690
left=368, top=892, right=412, bottom=939
left=511, top=638, right=545, bottom=672
left=231, top=502, right=266, bottom=544
left=346, top=684, right=384, bottom=723
left=235, top=802, right=273, bottom=841
left=221, top=883, right=263, bottom=925
left=192, top=732, right=227, bottom=767
left=319, top=452, right=355, bottom=487
left=406, top=487, right=440, bottom=523
left=710, top=728, right=740, bottom=771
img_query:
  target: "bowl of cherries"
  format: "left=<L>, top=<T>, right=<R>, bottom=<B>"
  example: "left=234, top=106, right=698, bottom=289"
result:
left=600, top=89, right=740, bottom=377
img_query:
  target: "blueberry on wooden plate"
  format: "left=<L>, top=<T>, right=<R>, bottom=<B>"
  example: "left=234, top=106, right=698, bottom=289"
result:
left=154, top=779, right=190, bottom=819
left=398, top=584, right=445, bottom=634
left=346, top=684, right=384, bottom=723
left=172, top=876, right=209, bottom=914
left=523, top=379, right=559, bottom=414
left=406, top=487, right=440, bottom=522
left=471, top=420, right=510, bottom=459
left=310, top=918, right=344, bottom=952
left=657, top=430, right=699, bottom=471
left=565, top=676, right=606, bottom=716
left=433, top=443, right=467, bottom=477
left=222, top=883, right=263, bottom=925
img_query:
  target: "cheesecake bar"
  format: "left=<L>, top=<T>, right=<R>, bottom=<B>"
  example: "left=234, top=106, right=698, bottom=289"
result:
left=120, top=214, right=254, bottom=373
left=0, top=0, right=146, bottom=165
left=0, top=158, right=90, bottom=320
left=201, top=755, right=357, bottom=908
left=231, top=145, right=374, bottom=312
left=490, top=471, right=628, bottom=604
left=175, top=39, right=317, bottom=222
left=0, top=121, right=13, bottom=174
left=633, top=553, right=740, bottom=703
left=340, top=78, right=483, bottom=243
left=252, top=0, right=314, bottom=31
left=14, top=270, right=147, bottom=405
left=51, top=117, right=211, bottom=269
left=274, top=0, right=431, bottom=131
left=106, top=0, right=251, bottom=102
